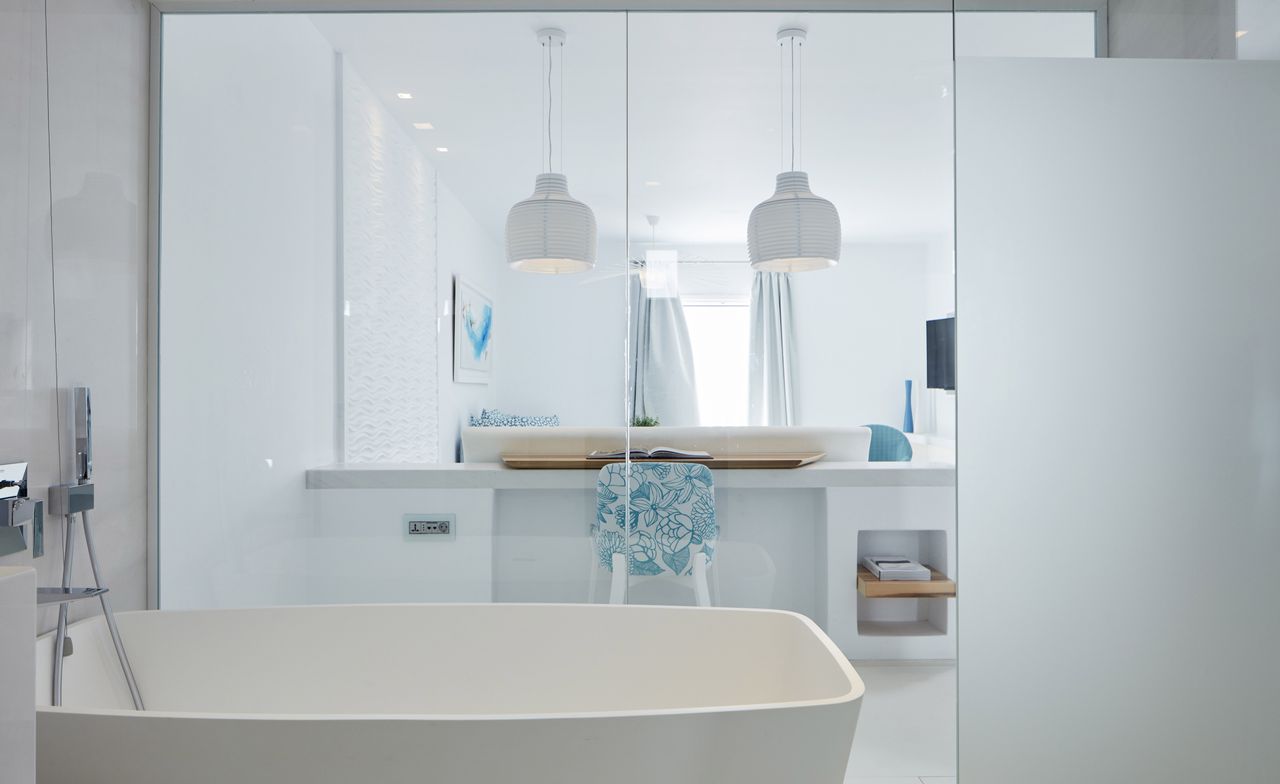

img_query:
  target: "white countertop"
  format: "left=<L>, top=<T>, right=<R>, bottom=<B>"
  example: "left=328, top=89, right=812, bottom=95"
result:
left=305, top=461, right=956, bottom=490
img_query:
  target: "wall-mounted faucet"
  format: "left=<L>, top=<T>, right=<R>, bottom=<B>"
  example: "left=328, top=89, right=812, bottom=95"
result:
left=0, top=462, right=44, bottom=558
left=45, top=386, right=145, bottom=710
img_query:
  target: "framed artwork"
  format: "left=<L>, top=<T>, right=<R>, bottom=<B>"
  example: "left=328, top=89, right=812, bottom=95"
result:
left=453, top=277, right=493, bottom=384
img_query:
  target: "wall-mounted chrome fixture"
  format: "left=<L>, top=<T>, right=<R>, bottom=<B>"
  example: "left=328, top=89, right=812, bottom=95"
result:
left=45, top=387, right=145, bottom=710
left=0, top=462, right=44, bottom=558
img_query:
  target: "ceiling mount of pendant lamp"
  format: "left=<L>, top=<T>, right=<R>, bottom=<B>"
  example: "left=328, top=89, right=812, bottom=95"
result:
left=505, top=27, right=597, bottom=274
left=642, top=214, right=679, bottom=299
left=748, top=25, right=841, bottom=273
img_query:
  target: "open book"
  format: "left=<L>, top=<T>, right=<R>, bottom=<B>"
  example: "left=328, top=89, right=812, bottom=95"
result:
left=587, top=447, right=713, bottom=460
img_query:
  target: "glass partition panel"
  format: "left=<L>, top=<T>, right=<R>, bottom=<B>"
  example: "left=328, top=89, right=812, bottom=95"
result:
left=158, top=12, right=628, bottom=608
left=626, top=12, right=958, bottom=780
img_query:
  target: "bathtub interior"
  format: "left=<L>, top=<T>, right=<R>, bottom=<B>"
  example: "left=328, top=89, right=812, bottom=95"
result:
left=37, top=605, right=862, bottom=716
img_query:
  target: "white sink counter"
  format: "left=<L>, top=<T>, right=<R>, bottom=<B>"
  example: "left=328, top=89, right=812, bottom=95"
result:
left=305, top=461, right=955, bottom=490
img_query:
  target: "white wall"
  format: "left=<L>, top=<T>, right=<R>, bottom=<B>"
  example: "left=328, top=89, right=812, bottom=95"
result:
left=0, top=0, right=149, bottom=632
left=957, top=57, right=1280, bottom=783
left=1109, top=0, right=1237, bottom=59
left=494, top=241, right=630, bottom=428
left=1238, top=0, right=1280, bottom=59
left=793, top=241, right=931, bottom=432
left=437, top=182, right=499, bottom=460
left=159, top=15, right=338, bottom=607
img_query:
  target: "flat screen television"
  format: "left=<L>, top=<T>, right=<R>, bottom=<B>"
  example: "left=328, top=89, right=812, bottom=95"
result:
left=926, top=316, right=955, bottom=391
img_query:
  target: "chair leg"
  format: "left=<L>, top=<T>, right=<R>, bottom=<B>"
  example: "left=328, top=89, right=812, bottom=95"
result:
left=709, top=556, right=721, bottom=606
left=587, top=546, right=599, bottom=603
left=609, top=552, right=628, bottom=605
left=693, top=552, right=711, bottom=607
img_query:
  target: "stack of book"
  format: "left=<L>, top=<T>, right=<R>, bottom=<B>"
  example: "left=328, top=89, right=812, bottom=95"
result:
left=861, top=556, right=931, bottom=581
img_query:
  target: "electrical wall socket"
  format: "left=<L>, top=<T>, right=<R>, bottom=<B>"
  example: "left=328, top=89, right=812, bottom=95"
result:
left=403, top=513, right=456, bottom=541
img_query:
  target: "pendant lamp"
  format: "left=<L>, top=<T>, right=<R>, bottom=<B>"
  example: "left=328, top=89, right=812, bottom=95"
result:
left=748, top=27, right=841, bottom=273
left=506, top=28, right=597, bottom=274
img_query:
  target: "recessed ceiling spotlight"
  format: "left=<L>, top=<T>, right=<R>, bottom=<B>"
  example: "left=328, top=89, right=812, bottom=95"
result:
left=1236, top=30, right=1249, bottom=39
left=435, top=147, right=449, bottom=153
left=396, top=92, right=413, bottom=100
left=644, top=180, right=661, bottom=187
left=413, top=122, right=434, bottom=130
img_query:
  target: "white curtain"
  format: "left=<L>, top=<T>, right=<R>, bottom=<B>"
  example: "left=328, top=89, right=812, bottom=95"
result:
left=748, top=272, right=796, bottom=426
left=629, top=277, right=700, bottom=426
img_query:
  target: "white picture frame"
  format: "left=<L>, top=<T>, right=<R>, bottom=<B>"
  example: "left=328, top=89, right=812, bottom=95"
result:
left=453, top=276, right=493, bottom=384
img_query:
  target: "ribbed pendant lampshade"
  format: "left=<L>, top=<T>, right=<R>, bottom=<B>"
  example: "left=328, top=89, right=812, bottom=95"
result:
left=747, top=171, right=841, bottom=272
left=505, top=173, right=597, bottom=274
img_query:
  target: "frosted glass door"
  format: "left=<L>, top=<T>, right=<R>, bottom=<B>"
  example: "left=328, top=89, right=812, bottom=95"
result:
left=956, top=58, right=1280, bottom=782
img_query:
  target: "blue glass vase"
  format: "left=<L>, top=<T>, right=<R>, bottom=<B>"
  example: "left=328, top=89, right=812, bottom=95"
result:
left=903, top=379, right=914, bottom=434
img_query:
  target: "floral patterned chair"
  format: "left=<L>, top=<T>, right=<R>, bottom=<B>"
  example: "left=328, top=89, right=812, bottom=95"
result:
left=592, top=462, right=719, bottom=606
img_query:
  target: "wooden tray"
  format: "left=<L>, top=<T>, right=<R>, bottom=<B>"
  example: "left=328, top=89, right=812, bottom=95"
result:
left=856, top=566, right=956, bottom=598
left=501, top=452, right=825, bottom=470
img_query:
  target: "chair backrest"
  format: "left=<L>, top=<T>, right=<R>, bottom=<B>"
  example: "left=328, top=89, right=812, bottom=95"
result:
left=864, top=424, right=914, bottom=462
left=594, top=462, right=718, bottom=576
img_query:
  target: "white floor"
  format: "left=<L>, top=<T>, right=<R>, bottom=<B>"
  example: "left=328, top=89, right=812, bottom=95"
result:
left=845, top=662, right=955, bottom=784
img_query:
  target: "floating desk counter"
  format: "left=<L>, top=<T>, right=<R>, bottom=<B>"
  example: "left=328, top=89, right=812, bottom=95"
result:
left=304, top=460, right=956, bottom=661
left=499, top=453, right=825, bottom=470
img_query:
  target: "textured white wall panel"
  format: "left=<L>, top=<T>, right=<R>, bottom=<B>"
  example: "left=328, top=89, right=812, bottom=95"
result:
left=341, top=60, right=439, bottom=463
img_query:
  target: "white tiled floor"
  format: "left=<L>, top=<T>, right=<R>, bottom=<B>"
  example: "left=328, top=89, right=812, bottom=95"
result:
left=844, top=662, right=956, bottom=784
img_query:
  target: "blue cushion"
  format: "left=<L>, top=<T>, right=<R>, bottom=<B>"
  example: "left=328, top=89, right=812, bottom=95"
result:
left=594, top=463, right=717, bottom=576
left=865, top=424, right=913, bottom=462
left=468, top=409, right=560, bottom=427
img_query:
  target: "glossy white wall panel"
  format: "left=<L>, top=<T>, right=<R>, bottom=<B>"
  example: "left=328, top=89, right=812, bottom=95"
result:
left=158, top=15, right=338, bottom=608
left=957, top=58, right=1280, bottom=783
left=45, top=0, right=150, bottom=621
left=0, top=0, right=61, bottom=586
left=1, top=0, right=147, bottom=632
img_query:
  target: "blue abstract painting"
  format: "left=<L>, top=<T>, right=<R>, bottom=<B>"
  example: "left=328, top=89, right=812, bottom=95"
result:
left=453, top=277, right=493, bottom=384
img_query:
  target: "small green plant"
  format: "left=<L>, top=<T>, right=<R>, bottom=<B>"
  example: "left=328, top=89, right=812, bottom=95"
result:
left=630, top=415, right=660, bottom=427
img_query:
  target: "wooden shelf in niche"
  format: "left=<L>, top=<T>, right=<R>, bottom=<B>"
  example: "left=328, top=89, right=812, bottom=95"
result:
left=856, top=566, right=956, bottom=599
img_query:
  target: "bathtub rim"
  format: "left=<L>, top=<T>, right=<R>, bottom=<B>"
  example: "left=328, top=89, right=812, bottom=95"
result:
left=36, top=602, right=865, bottom=722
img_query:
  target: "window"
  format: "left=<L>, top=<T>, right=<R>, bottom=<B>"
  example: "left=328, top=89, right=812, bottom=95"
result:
left=683, top=301, right=750, bottom=426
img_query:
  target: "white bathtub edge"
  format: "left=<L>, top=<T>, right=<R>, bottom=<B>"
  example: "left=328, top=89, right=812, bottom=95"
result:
left=37, top=603, right=865, bottom=721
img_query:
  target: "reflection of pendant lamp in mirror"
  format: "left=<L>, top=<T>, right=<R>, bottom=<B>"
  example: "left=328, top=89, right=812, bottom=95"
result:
left=748, top=26, right=841, bottom=273
left=505, top=28, right=597, bottom=274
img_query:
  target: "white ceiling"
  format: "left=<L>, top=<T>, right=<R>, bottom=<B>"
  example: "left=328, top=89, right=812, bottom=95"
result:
left=309, top=11, right=1092, bottom=251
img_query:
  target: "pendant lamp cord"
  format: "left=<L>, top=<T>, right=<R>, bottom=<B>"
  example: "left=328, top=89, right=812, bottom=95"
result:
left=547, top=36, right=554, bottom=173
left=793, top=36, right=803, bottom=170
left=539, top=33, right=566, bottom=175
left=779, top=41, right=784, bottom=172
left=540, top=38, right=547, bottom=174
left=779, top=33, right=804, bottom=173
left=560, top=39, right=565, bottom=175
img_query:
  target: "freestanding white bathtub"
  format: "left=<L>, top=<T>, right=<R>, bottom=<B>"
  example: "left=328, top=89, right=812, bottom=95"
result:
left=36, top=604, right=864, bottom=784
